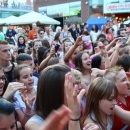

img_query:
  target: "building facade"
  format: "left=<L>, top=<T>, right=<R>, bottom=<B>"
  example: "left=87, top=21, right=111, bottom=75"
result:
left=33, top=0, right=130, bottom=24
left=0, top=0, right=33, bottom=18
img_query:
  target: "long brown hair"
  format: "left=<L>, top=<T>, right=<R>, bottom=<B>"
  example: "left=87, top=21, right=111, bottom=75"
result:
left=81, top=77, right=118, bottom=129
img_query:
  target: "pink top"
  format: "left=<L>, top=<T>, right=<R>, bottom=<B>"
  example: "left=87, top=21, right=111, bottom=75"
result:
left=69, top=61, right=75, bottom=69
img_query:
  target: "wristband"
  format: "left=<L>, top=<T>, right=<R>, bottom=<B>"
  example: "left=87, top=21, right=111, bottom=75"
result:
left=24, top=112, right=34, bottom=117
left=70, top=117, right=80, bottom=121
left=104, top=55, right=108, bottom=58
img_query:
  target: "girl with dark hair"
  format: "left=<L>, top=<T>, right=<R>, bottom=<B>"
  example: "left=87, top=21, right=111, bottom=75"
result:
left=47, top=57, right=64, bottom=66
left=37, top=47, right=48, bottom=66
left=25, top=64, right=71, bottom=130
left=106, top=27, right=114, bottom=41
left=0, top=98, right=18, bottom=130
left=17, top=36, right=26, bottom=54
left=52, top=32, right=63, bottom=54
left=90, top=24, right=100, bottom=43
left=75, top=52, right=91, bottom=86
left=91, top=55, right=105, bottom=70
left=25, top=64, right=87, bottom=130
left=13, top=64, right=36, bottom=127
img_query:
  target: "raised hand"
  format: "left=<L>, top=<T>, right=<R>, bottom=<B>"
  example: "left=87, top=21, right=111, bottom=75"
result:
left=20, top=90, right=35, bottom=111
left=3, top=82, right=26, bottom=100
left=64, top=72, right=85, bottom=119
left=75, top=36, right=84, bottom=47
left=38, top=105, right=71, bottom=130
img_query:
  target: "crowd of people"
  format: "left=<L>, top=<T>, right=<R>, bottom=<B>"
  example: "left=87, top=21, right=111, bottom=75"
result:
left=1, top=19, right=130, bottom=130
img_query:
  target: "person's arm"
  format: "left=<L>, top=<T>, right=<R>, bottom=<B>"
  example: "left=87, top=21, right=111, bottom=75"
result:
left=64, top=36, right=83, bottom=63
left=3, top=82, right=26, bottom=101
left=110, top=41, right=122, bottom=67
left=64, top=72, right=86, bottom=130
left=38, top=47, right=55, bottom=71
left=114, top=105, right=130, bottom=122
left=106, top=37, right=120, bottom=51
left=17, top=90, right=35, bottom=126
left=25, top=122, right=41, bottom=130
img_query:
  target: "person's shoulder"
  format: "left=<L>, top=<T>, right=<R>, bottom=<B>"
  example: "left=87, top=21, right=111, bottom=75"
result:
left=84, top=115, right=94, bottom=126
left=25, top=121, right=41, bottom=130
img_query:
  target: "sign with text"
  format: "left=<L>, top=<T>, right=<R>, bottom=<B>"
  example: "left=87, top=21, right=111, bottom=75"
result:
left=104, top=0, right=130, bottom=14
left=47, top=3, right=69, bottom=16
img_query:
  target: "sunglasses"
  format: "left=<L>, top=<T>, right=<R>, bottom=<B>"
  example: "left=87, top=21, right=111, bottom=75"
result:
left=40, top=32, right=44, bottom=35
left=0, top=76, right=6, bottom=81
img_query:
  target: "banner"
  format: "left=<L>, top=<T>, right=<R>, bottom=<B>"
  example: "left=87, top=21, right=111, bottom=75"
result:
left=47, top=3, right=69, bottom=16
left=104, top=0, right=130, bottom=14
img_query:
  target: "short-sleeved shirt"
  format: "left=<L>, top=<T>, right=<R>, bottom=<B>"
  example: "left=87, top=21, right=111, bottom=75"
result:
left=13, top=86, right=37, bottom=113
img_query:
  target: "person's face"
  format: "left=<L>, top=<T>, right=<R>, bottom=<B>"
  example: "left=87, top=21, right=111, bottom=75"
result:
left=99, top=89, right=116, bottom=116
left=100, top=57, right=105, bottom=70
left=120, top=30, right=126, bottom=37
left=59, top=33, right=63, bottom=40
left=81, top=53, right=91, bottom=70
left=32, top=23, right=37, bottom=30
left=79, top=44, right=83, bottom=52
left=0, top=113, right=16, bottom=130
left=0, top=44, right=11, bottom=61
left=93, top=25, right=95, bottom=29
left=115, top=70, right=130, bottom=96
left=125, top=45, right=130, bottom=55
left=24, top=36, right=28, bottom=41
left=19, top=37, right=24, bottom=44
left=17, top=67, right=34, bottom=89
left=8, top=25, right=12, bottom=30
left=103, top=41, right=109, bottom=46
left=71, top=48, right=79, bottom=63
left=72, top=74, right=82, bottom=94
left=67, top=33, right=71, bottom=37
left=33, top=41, right=42, bottom=51
left=58, top=29, right=61, bottom=33
left=22, top=60, right=33, bottom=69
left=108, top=28, right=112, bottom=33
left=45, top=26, right=49, bottom=31
left=72, top=24, right=75, bottom=28
left=64, top=42, right=72, bottom=53
left=39, top=31, right=44, bottom=38
left=64, top=25, right=68, bottom=30
left=95, top=42, right=103, bottom=53
left=0, top=70, right=6, bottom=95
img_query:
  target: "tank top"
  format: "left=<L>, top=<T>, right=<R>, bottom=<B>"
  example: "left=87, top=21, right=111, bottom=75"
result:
left=5, top=62, right=15, bottom=82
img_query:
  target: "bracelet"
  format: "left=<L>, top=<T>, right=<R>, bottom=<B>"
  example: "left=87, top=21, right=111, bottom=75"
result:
left=24, top=112, right=34, bottom=117
left=70, top=117, right=80, bottom=121
left=104, top=55, right=108, bottom=58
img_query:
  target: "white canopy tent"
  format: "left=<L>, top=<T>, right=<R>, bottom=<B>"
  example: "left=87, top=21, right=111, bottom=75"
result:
left=0, top=16, right=18, bottom=25
left=8, top=11, right=60, bottom=25
left=124, top=19, right=130, bottom=24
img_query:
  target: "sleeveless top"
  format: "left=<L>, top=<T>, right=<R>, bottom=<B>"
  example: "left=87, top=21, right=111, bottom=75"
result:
left=27, top=114, right=44, bottom=125
left=112, top=96, right=130, bottom=130
left=5, top=62, right=15, bottom=82
left=90, top=112, right=113, bottom=130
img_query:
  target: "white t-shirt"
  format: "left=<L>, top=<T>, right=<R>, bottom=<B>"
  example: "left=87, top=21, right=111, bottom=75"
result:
left=113, top=25, right=118, bottom=37
left=13, top=86, right=37, bottom=113
left=90, top=30, right=100, bottom=43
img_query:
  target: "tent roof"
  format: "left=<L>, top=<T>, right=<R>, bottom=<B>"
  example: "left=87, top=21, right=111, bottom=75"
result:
left=124, top=19, right=130, bottom=24
left=8, top=11, right=60, bottom=25
left=86, top=17, right=110, bottom=24
left=0, top=16, right=18, bottom=25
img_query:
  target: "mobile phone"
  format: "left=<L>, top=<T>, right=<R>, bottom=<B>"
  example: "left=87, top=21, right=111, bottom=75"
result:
left=55, top=44, right=60, bottom=52
left=120, top=38, right=127, bottom=44
left=82, top=36, right=90, bottom=41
